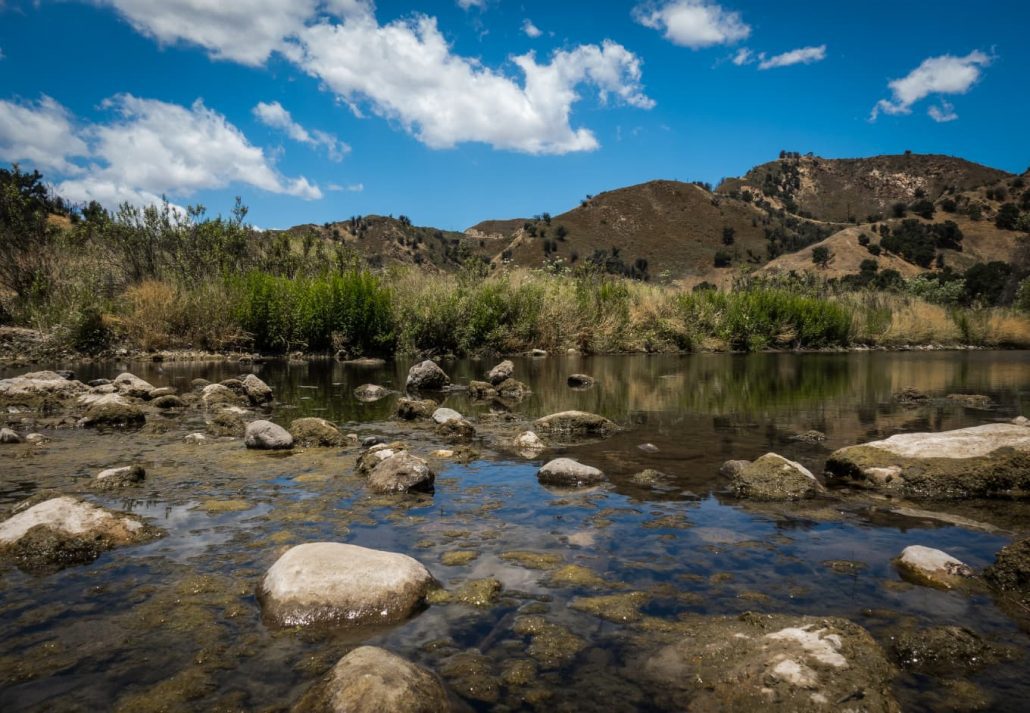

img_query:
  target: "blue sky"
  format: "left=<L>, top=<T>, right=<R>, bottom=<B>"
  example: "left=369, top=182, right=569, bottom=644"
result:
left=1, top=0, right=1027, bottom=230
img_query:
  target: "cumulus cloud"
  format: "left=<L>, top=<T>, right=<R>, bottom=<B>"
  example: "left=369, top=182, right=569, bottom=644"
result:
left=0, top=95, right=89, bottom=174
left=0, top=93, right=321, bottom=208
left=91, top=1, right=652, bottom=155
left=456, top=0, right=486, bottom=9
left=96, top=0, right=371, bottom=66
left=253, top=100, right=349, bottom=160
left=295, top=13, right=654, bottom=154
left=871, top=50, right=992, bottom=121
left=758, top=45, right=826, bottom=70
left=633, top=0, right=750, bottom=49
left=731, top=47, right=752, bottom=66
left=522, top=19, right=542, bottom=38
left=928, top=100, right=958, bottom=123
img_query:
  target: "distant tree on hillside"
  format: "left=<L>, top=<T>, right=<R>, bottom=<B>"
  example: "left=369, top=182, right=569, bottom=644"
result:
left=812, top=246, right=833, bottom=268
left=722, top=226, right=735, bottom=246
left=714, top=251, right=732, bottom=268
left=996, top=203, right=1022, bottom=230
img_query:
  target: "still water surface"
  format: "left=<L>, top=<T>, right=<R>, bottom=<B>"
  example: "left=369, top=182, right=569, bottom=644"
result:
left=1, top=351, right=1029, bottom=711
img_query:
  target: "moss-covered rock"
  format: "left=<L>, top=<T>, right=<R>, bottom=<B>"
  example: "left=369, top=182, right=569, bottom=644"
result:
left=891, top=626, right=998, bottom=675
left=78, top=397, right=146, bottom=429
left=534, top=410, right=618, bottom=438
left=395, top=398, right=438, bottom=420
left=984, top=537, right=1030, bottom=602
left=367, top=453, right=435, bottom=494
left=728, top=453, right=825, bottom=500
left=289, top=417, right=350, bottom=448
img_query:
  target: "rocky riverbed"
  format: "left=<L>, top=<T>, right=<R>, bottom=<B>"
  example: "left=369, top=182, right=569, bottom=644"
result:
left=1, top=351, right=1029, bottom=711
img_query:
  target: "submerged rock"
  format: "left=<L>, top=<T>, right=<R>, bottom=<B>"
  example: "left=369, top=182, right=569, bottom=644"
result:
left=78, top=396, right=146, bottom=429
left=825, top=423, right=1030, bottom=498
left=894, top=545, right=974, bottom=589
left=635, top=613, right=899, bottom=712
left=354, top=384, right=391, bottom=402
left=789, top=429, right=826, bottom=444
left=537, top=458, right=605, bottom=487
left=567, top=373, right=595, bottom=388
left=533, top=411, right=618, bottom=438
left=427, top=577, right=503, bottom=608
left=113, top=372, right=155, bottom=399
left=0, top=371, right=88, bottom=401
left=891, top=626, right=997, bottom=675
left=406, top=360, right=450, bottom=391
left=436, top=418, right=475, bottom=443
left=0, top=496, right=160, bottom=572
left=289, top=418, right=349, bottom=448
left=206, top=406, right=247, bottom=437
left=244, top=420, right=294, bottom=450
left=242, top=373, right=273, bottom=404
left=368, top=453, right=435, bottom=494
left=467, top=380, right=497, bottom=400
left=727, top=453, right=825, bottom=500
left=984, top=537, right=1030, bottom=598
left=92, top=464, right=145, bottom=489
left=0, top=427, right=23, bottom=444
left=514, top=430, right=545, bottom=457
left=629, top=469, right=673, bottom=488
left=257, top=542, right=435, bottom=627
left=396, top=398, right=438, bottom=420
left=487, top=360, right=514, bottom=386
left=495, top=378, right=530, bottom=400
left=291, top=646, right=451, bottom=713
left=946, top=393, right=994, bottom=410
left=201, top=383, right=245, bottom=409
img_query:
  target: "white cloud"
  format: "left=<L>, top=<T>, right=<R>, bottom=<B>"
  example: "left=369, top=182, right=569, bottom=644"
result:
left=296, top=14, right=653, bottom=154
left=0, top=93, right=321, bottom=208
left=328, top=182, right=364, bottom=192
left=253, top=100, right=349, bottom=160
left=96, top=0, right=371, bottom=66
left=731, top=47, right=752, bottom=66
left=0, top=95, right=89, bottom=174
left=522, top=19, right=542, bottom=38
left=758, top=45, right=826, bottom=70
left=871, top=50, right=991, bottom=120
left=928, top=100, right=958, bottom=123
left=633, top=0, right=750, bottom=49
left=456, top=0, right=486, bottom=9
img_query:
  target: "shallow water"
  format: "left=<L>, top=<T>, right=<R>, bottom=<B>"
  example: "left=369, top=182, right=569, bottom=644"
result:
left=1, top=351, right=1029, bottom=711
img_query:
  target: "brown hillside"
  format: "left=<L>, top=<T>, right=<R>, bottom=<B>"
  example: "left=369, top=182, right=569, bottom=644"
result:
left=719, top=153, right=1011, bottom=223
left=467, top=180, right=840, bottom=278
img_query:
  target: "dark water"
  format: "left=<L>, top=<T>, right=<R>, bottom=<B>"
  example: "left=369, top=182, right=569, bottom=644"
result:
left=1, top=351, right=1029, bottom=711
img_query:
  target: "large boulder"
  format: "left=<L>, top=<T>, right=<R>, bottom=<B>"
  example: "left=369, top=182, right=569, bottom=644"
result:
left=206, top=406, right=248, bottom=437
left=201, top=383, right=245, bottom=409
left=537, top=458, right=605, bottom=488
left=825, top=423, right=1030, bottom=498
left=533, top=411, right=618, bottom=438
left=0, top=496, right=160, bottom=571
left=727, top=453, right=825, bottom=501
left=242, top=374, right=273, bottom=405
left=113, top=372, right=156, bottom=399
left=290, top=646, right=451, bottom=713
left=487, top=360, right=514, bottom=386
left=0, top=371, right=88, bottom=401
left=77, top=395, right=146, bottom=429
left=356, top=442, right=407, bottom=476
left=405, top=360, right=450, bottom=391
left=244, top=420, right=294, bottom=450
left=635, top=613, right=899, bottom=712
left=894, top=545, right=974, bottom=589
left=368, top=453, right=435, bottom=494
left=257, top=542, right=435, bottom=627
left=396, top=398, right=438, bottom=420
left=354, top=384, right=391, bottom=402
left=290, top=418, right=350, bottom=448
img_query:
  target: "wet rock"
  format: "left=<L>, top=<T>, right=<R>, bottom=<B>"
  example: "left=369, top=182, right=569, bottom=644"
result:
left=152, top=394, right=185, bottom=409
left=1012, top=415, right=1029, bottom=426
left=201, top=383, right=245, bottom=409
left=636, top=613, right=899, bottom=712
left=92, top=464, right=145, bottom=489
left=24, top=433, right=48, bottom=445
left=533, top=410, right=619, bottom=438
left=87, top=378, right=110, bottom=387
left=113, top=372, right=155, bottom=399
left=206, top=406, right=247, bottom=437
left=530, top=348, right=547, bottom=357
left=894, top=545, right=974, bottom=589
left=258, top=542, right=435, bottom=627
left=891, top=626, right=997, bottom=675
left=500, top=550, right=564, bottom=570
left=439, top=650, right=499, bottom=703
left=893, top=387, right=929, bottom=405
left=432, top=407, right=463, bottom=424
left=789, top=429, right=826, bottom=444
left=567, top=373, right=594, bottom=388
left=637, top=442, right=659, bottom=453
left=514, top=430, right=545, bottom=457
left=495, top=378, right=531, bottom=400
left=0, top=496, right=160, bottom=572
left=0, top=427, right=22, bottom=444
left=361, top=435, right=385, bottom=447
left=825, top=423, right=1030, bottom=498
left=947, top=394, right=994, bottom=410
left=184, top=433, right=208, bottom=444
left=244, top=420, right=294, bottom=450
left=487, top=360, right=514, bottom=385
left=0, top=370, right=88, bottom=401
left=467, top=380, right=497, bottom=400
left=719, top=459, right=750, bottom=478
left=368, top=453, right=435, bottom=494
left=512, top=614, right=586, bottom=668
left=537, top=458, right=605, bottom=487
left=191, top=378, right=210, bottom=390
left=440, top=550, right=478, bottom=566
left=547, top=564, right=606, bottom=588
left=354, top=383, right=391, bottom=402
left=629, top=469, right=673, bottom=488
left=571, top=592, right=650, bottom=622
left=396, top=397, right=438, bottom=420
left=148, top=386, right=176, bottom=398
left=242, top=374, right=273, bottom=405
left=405, top=360, right=450, bottom=391
left=290, top=646, right=450, bottom=713
left=984, top=537, right=1030, bottom=598
left=436, top=418, right=475, bottom=443
left=728, top=453, right=825, bottom=500
left=78, top=396, right=146, bottom=429
left=428, top=578, right=502, bottom=608
left=289, top=418, right=348, bottom=448
left=356, top=442, right=407, bottom=476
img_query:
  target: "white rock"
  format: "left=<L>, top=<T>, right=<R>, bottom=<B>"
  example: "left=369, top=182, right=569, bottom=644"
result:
left=431, top=407, right=463, bottom=424
left=113, top=372, right=156, bottom=399
left=537, top=458, right=605, bottom=487
left=895, top=545, right=974, bottom=588
left=244, top=420, right=294, bottom=450
left=0, top=496, right=144, bottom=544
left=487, top=360, right=514, bottom=385
left=0, top=371, right=88, bottom=398
left=184, top=433, right=208, bottom=444
left=242, top=374, right=273, bottom=404
left=0, top=427, right=22, bottom=444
